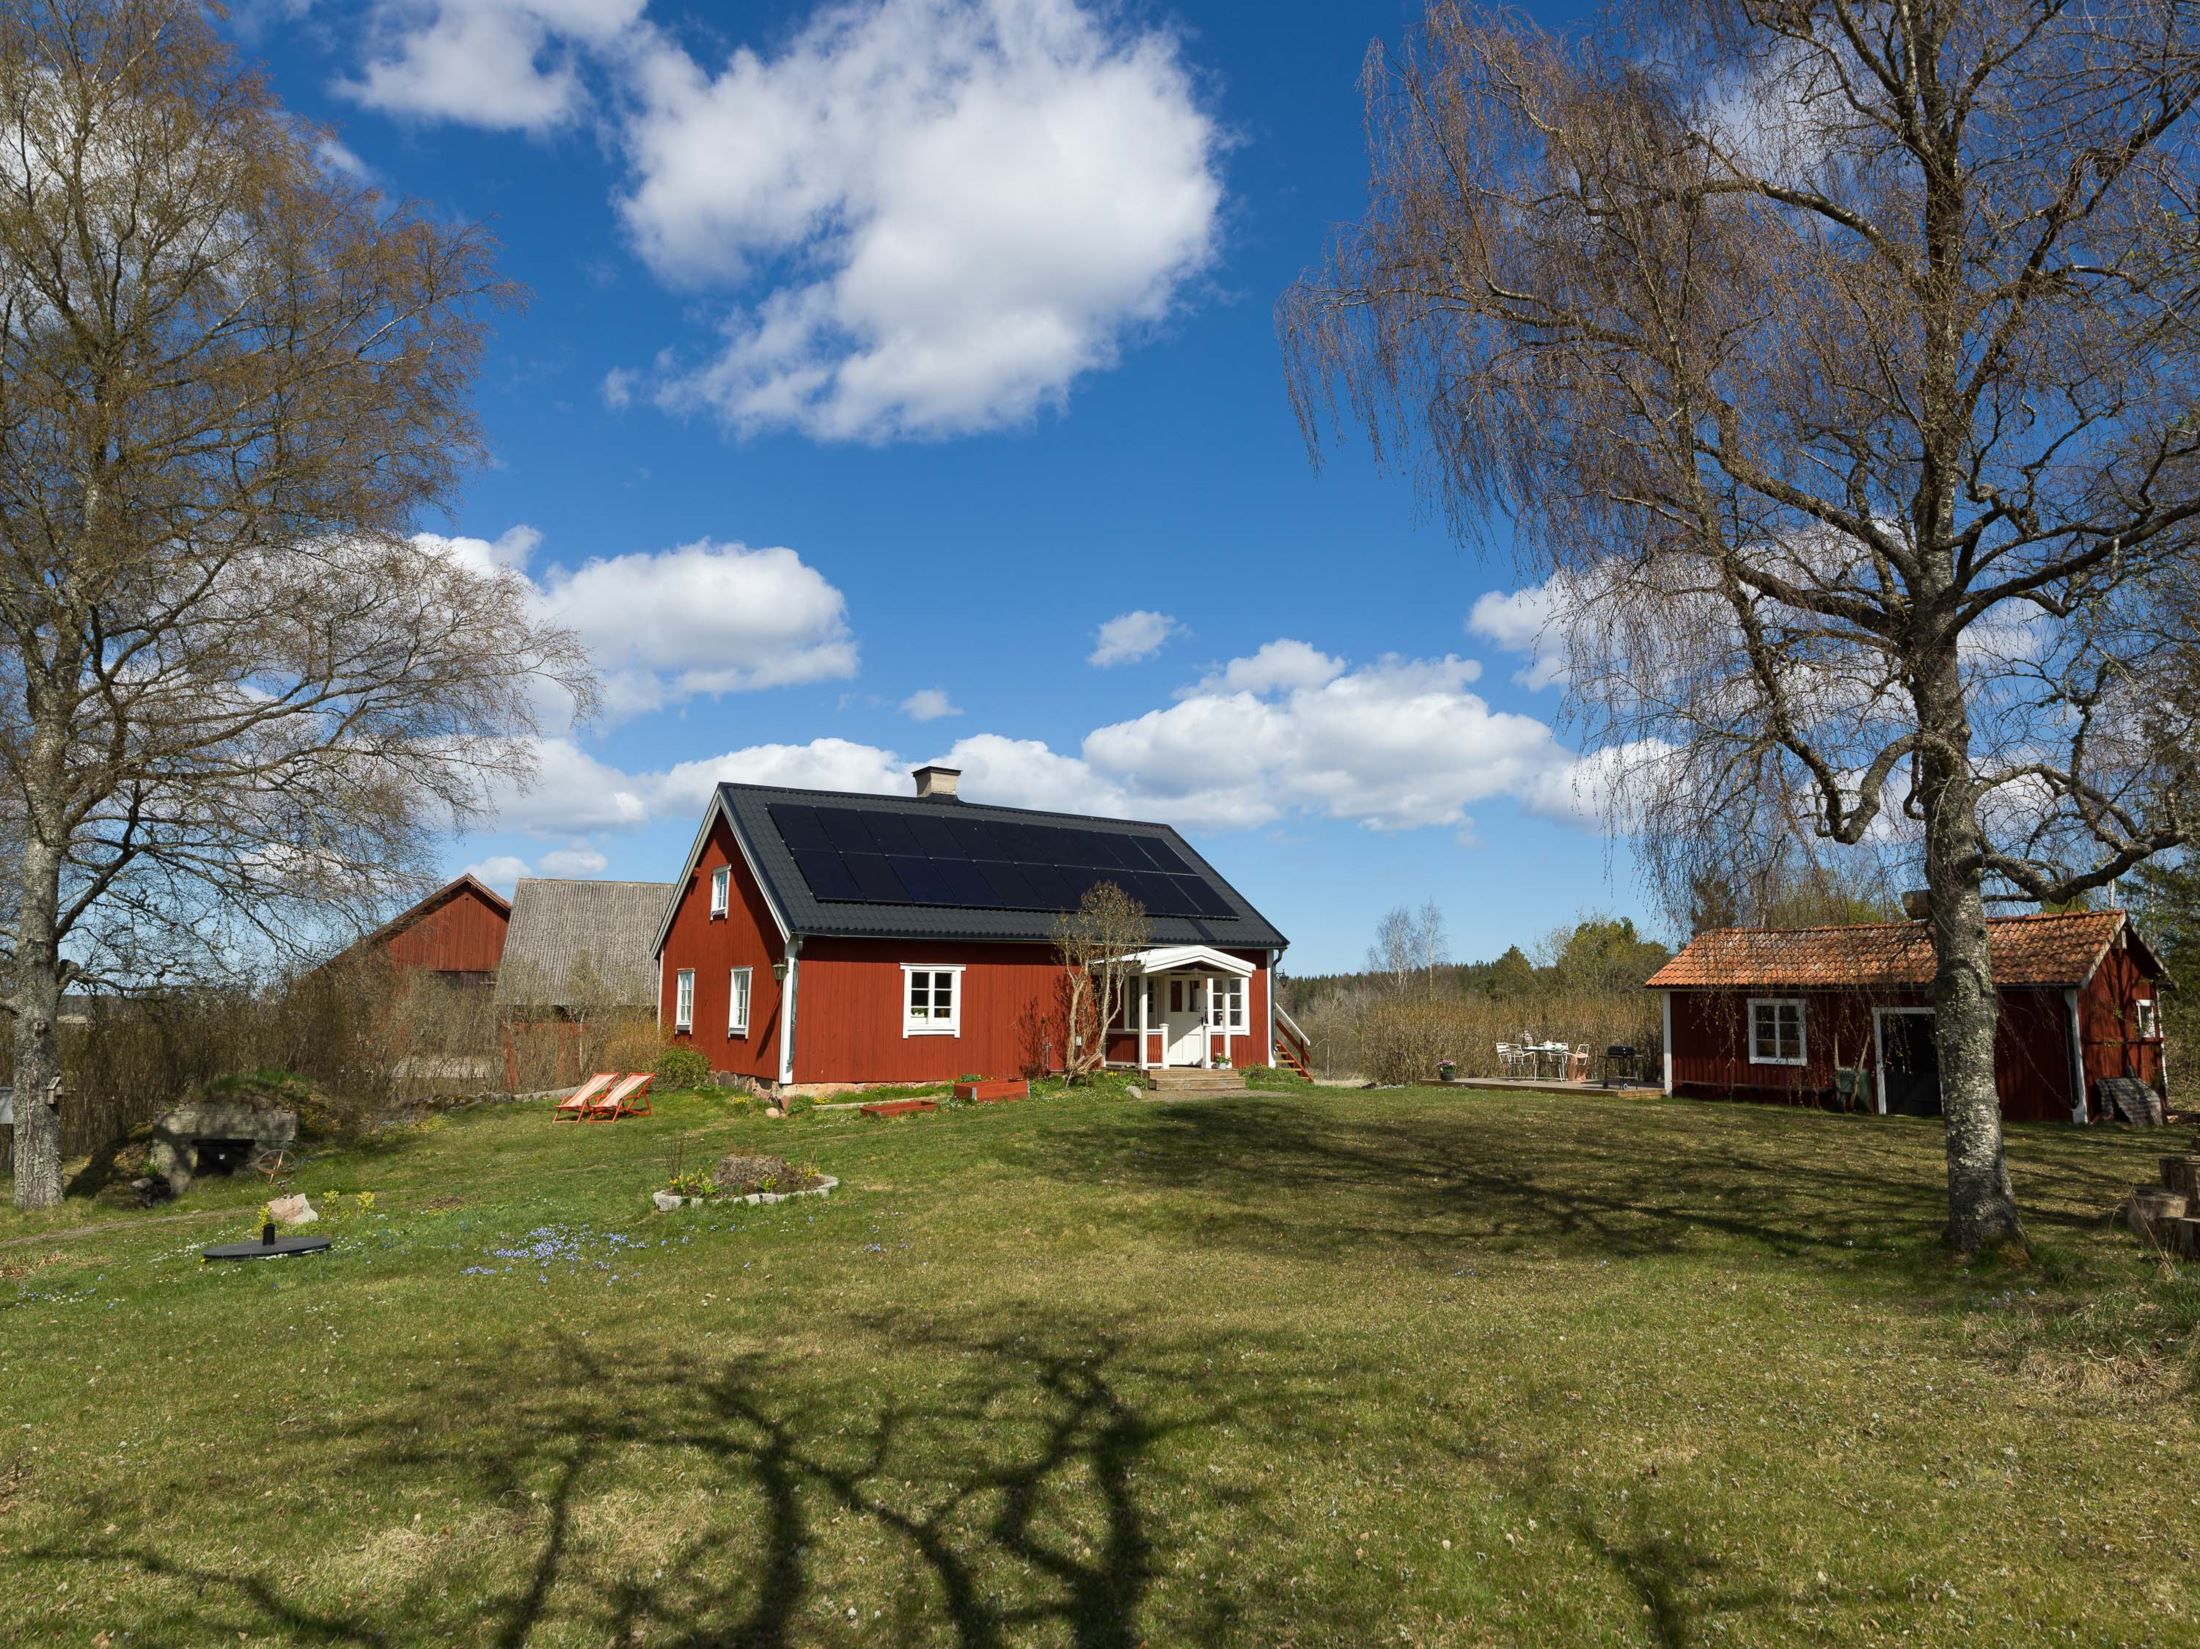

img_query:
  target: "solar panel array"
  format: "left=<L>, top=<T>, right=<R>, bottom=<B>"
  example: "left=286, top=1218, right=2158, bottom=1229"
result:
left=766, top=803, right=1237, bottom=919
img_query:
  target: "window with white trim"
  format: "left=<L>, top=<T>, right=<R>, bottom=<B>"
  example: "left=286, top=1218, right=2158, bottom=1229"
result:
left=1748, top=997, right=1805, bottom=1065
left=1207, top=976, right=1246, bottom=1032
left=709, top=865, right=730, bottom=918
left=2137, top=998, right=2160, bottom=1038
left=728, top=966, right=752, bottom=1037
left=903, top=966, right=963, bottom=1035
left=674, top=969, right=695, bottom=1032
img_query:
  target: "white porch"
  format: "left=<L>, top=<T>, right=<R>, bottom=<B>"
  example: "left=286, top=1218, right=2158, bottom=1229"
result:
left=1115, top=945, right=1255, bottom=1071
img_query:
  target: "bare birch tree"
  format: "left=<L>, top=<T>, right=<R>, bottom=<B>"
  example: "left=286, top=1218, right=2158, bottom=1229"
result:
left=0, top=0, right=595, bottom=1207
left=1283, top=0, right=2200, bottom=1251
left=1053, top=881, right=1152, bottom=1081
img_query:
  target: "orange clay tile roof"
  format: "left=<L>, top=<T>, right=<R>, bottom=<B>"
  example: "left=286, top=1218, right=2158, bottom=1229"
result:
left=1646, top=910, right=2137, bottom=991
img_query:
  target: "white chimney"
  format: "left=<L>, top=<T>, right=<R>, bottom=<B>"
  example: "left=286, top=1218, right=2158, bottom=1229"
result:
left=912, top=764, right=961, bottom=801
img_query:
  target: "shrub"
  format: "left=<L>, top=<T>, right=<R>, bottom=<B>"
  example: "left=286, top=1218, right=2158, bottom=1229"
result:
left=1361, top=997, right=1458, bottom=1086
left=655, top=1047, right=711, bottom=1091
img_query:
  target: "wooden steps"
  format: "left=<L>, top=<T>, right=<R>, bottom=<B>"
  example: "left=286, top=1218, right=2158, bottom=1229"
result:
left=1146, top=1068, right=1249, bottom=1097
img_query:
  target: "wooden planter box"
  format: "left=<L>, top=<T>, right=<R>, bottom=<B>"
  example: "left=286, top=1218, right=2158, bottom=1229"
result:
left=952, top=1079, right=1029, bottom=1104
left=859, top=1098, right=938, bottom=1119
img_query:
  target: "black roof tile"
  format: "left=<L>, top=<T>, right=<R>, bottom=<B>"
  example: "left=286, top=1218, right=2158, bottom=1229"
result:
left=716, top=783, right=1287, bottom=950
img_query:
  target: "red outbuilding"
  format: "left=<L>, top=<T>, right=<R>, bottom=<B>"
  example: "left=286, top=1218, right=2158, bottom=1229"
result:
left=1646, top=910, right=2170, bottom=1123
left=338, top=873, right=512, bottom=988
left=651, top=766, right=1294, bottom=1090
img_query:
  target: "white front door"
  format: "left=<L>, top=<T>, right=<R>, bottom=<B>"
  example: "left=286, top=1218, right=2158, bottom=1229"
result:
left=1162, top=976, right=1206, bottom=1066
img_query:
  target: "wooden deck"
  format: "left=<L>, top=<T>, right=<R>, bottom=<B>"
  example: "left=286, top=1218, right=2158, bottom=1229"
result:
left=1445, top=1076, right=1664, bottom=1099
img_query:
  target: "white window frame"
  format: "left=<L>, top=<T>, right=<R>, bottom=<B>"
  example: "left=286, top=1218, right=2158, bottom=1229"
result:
left=1747, top=996, right=1806, bottom=1066
left=709, top=865, right=730, bottom=918
left=901, top=964, right=964, bottom=1037
left=1207, top=975, right=1246, bottom=1032
left=674, top=968, right=696, bottom=1033
left=2137, top=998, right=2160, bottom=1038
left=728, top=966, right=752, bottom=1037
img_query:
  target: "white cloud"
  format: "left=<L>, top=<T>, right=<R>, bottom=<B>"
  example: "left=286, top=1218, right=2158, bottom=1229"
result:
left=419, top=528, right=857, bottom=720
left=646, top=738, right=912, bottom=816
left=536, top=539, right=857, bottom=715
left=601, top=366, right=639, bottom=410
left=315, top=137, right=375, bottom=184
left=537, top=846, right=609, bottom=876
left=901, top=688, right=962, bottom=721
left=1467, top=583, right=1568, bottom=690
left=343, top=0, right=645, bottom=132
left=1084, top=653, right=1563, bottom=831
left=463, top=854, right=535, bottom=890
left=1090, top=609, right=1180, bottom=668
left=1188, top=638, right=1345, bottom=697
left=617, top=0, right=1223, bottom=440
left=478, top=736, right=651, bottom=832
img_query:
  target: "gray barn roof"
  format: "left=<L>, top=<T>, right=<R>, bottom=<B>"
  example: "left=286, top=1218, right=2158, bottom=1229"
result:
left=494, top=878, right=672, bottom=1010
left=659, top=782, right=1287, bottom=952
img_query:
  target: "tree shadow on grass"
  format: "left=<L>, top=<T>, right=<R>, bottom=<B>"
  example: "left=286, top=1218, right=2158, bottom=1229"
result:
left=1009, top=1092, right=2136, bottom=1289
left=19, top=1303, right=1826, bottom=1645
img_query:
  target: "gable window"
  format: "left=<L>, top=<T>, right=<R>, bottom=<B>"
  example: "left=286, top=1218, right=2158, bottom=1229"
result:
left=903, top=965, right=963, bottom=1036
left=710, top=866, right=730, bottom=918
left=728, top=967, right=752, bottom=1037
left=1207, top=976, right=1246, bottom=1032
left=674, top=969, right=696, bottom=1032
left=1748, top=997, right=1805, bottom=1065
left=2137, top=998, right=2160, bottom=1038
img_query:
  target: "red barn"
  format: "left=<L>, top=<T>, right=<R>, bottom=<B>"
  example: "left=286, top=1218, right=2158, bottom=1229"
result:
left=1647, top=910, right=2169, bottom=1123
left=650, top=766, right=1292, bottom=1090
left=339, top=874, right=511, bottom=987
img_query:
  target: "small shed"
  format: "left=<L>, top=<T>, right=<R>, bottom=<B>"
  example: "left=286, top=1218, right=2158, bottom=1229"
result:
left=1646, top=910, right=2168, bottom=1123
left=335, top=874, right=512, bottom=988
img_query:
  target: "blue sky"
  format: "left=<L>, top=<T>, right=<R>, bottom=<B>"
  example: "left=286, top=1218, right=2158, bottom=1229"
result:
left=239, top=0, right=1647, bottom=973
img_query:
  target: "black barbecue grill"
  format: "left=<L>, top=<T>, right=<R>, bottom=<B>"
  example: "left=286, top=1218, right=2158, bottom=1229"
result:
left=1602, top=1044, right=1642, bottom=1087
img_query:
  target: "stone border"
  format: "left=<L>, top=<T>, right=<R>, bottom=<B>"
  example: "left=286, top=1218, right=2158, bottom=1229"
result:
left=651, top=1175, right=838, bottom=1213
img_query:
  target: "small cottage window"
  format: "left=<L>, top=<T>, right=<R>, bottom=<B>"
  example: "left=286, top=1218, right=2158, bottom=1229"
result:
left=1748, top=997, right=1805, bottom=1065
left=2137, top=998, right=2160, bottom=1038
left=728, top=966, right=752, bottom=1037
left=1207, top=977, right=1246, bottom=1032
left=903, top=966, right=962, bottom=1035
left=674, top=969, right=696, bottom=1032
left=709, top=866, right=730, bottom=918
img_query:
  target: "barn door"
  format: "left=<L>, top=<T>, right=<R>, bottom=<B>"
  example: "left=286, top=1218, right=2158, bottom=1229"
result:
left=1877, top=1011, right=1941, bottom=1117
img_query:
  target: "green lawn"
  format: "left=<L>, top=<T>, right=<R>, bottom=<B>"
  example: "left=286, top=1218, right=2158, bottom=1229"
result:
left=3, top=1084, right=2196, bottom=1647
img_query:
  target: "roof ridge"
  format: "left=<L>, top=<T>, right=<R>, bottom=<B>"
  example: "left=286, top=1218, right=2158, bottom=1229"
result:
left=1693, top=908, right=2114, bottom=940
left=713, top=779, right=1180, bottom=834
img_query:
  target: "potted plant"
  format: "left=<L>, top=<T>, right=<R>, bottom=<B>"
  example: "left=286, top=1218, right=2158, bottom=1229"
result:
left=1436, top=1058, right=1457, bottom=1084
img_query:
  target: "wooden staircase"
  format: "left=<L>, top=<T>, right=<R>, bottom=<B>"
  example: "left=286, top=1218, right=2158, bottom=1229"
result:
left=1274, top=1007, right=1314, bottom=1081
left=1146, top=1067, right=1250, bottom=1097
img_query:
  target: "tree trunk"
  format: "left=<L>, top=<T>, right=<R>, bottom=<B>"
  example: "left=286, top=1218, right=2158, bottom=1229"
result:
left=1913, top=646, right=2025, bottom=1255
left=11, top=835, right=66, bottom=1210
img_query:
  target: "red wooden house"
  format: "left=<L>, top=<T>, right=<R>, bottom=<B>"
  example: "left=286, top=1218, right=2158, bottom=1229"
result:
left=1647, top=910, right=2169, bottom=1123
left=651, top=766, right=1295, bottom=1090
left=337, top=874, right=511, bottom=987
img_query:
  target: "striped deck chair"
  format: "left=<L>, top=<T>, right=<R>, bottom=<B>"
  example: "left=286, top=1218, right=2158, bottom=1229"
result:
left=586, top=1072, right=654, bottom=1121
left=554, top=1073, right=617, bottom=1121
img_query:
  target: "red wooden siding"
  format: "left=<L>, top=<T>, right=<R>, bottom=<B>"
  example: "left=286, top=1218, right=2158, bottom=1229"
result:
left=658, top=817, right=787, bottom=1082
left=790, top=942, right=1270, bottom=1086
left=377, top=883, right=508, bottom=981
left=1663, top=956, right=2164, bottom=1123
left=2076, top=929, right=2168, bottom=1096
